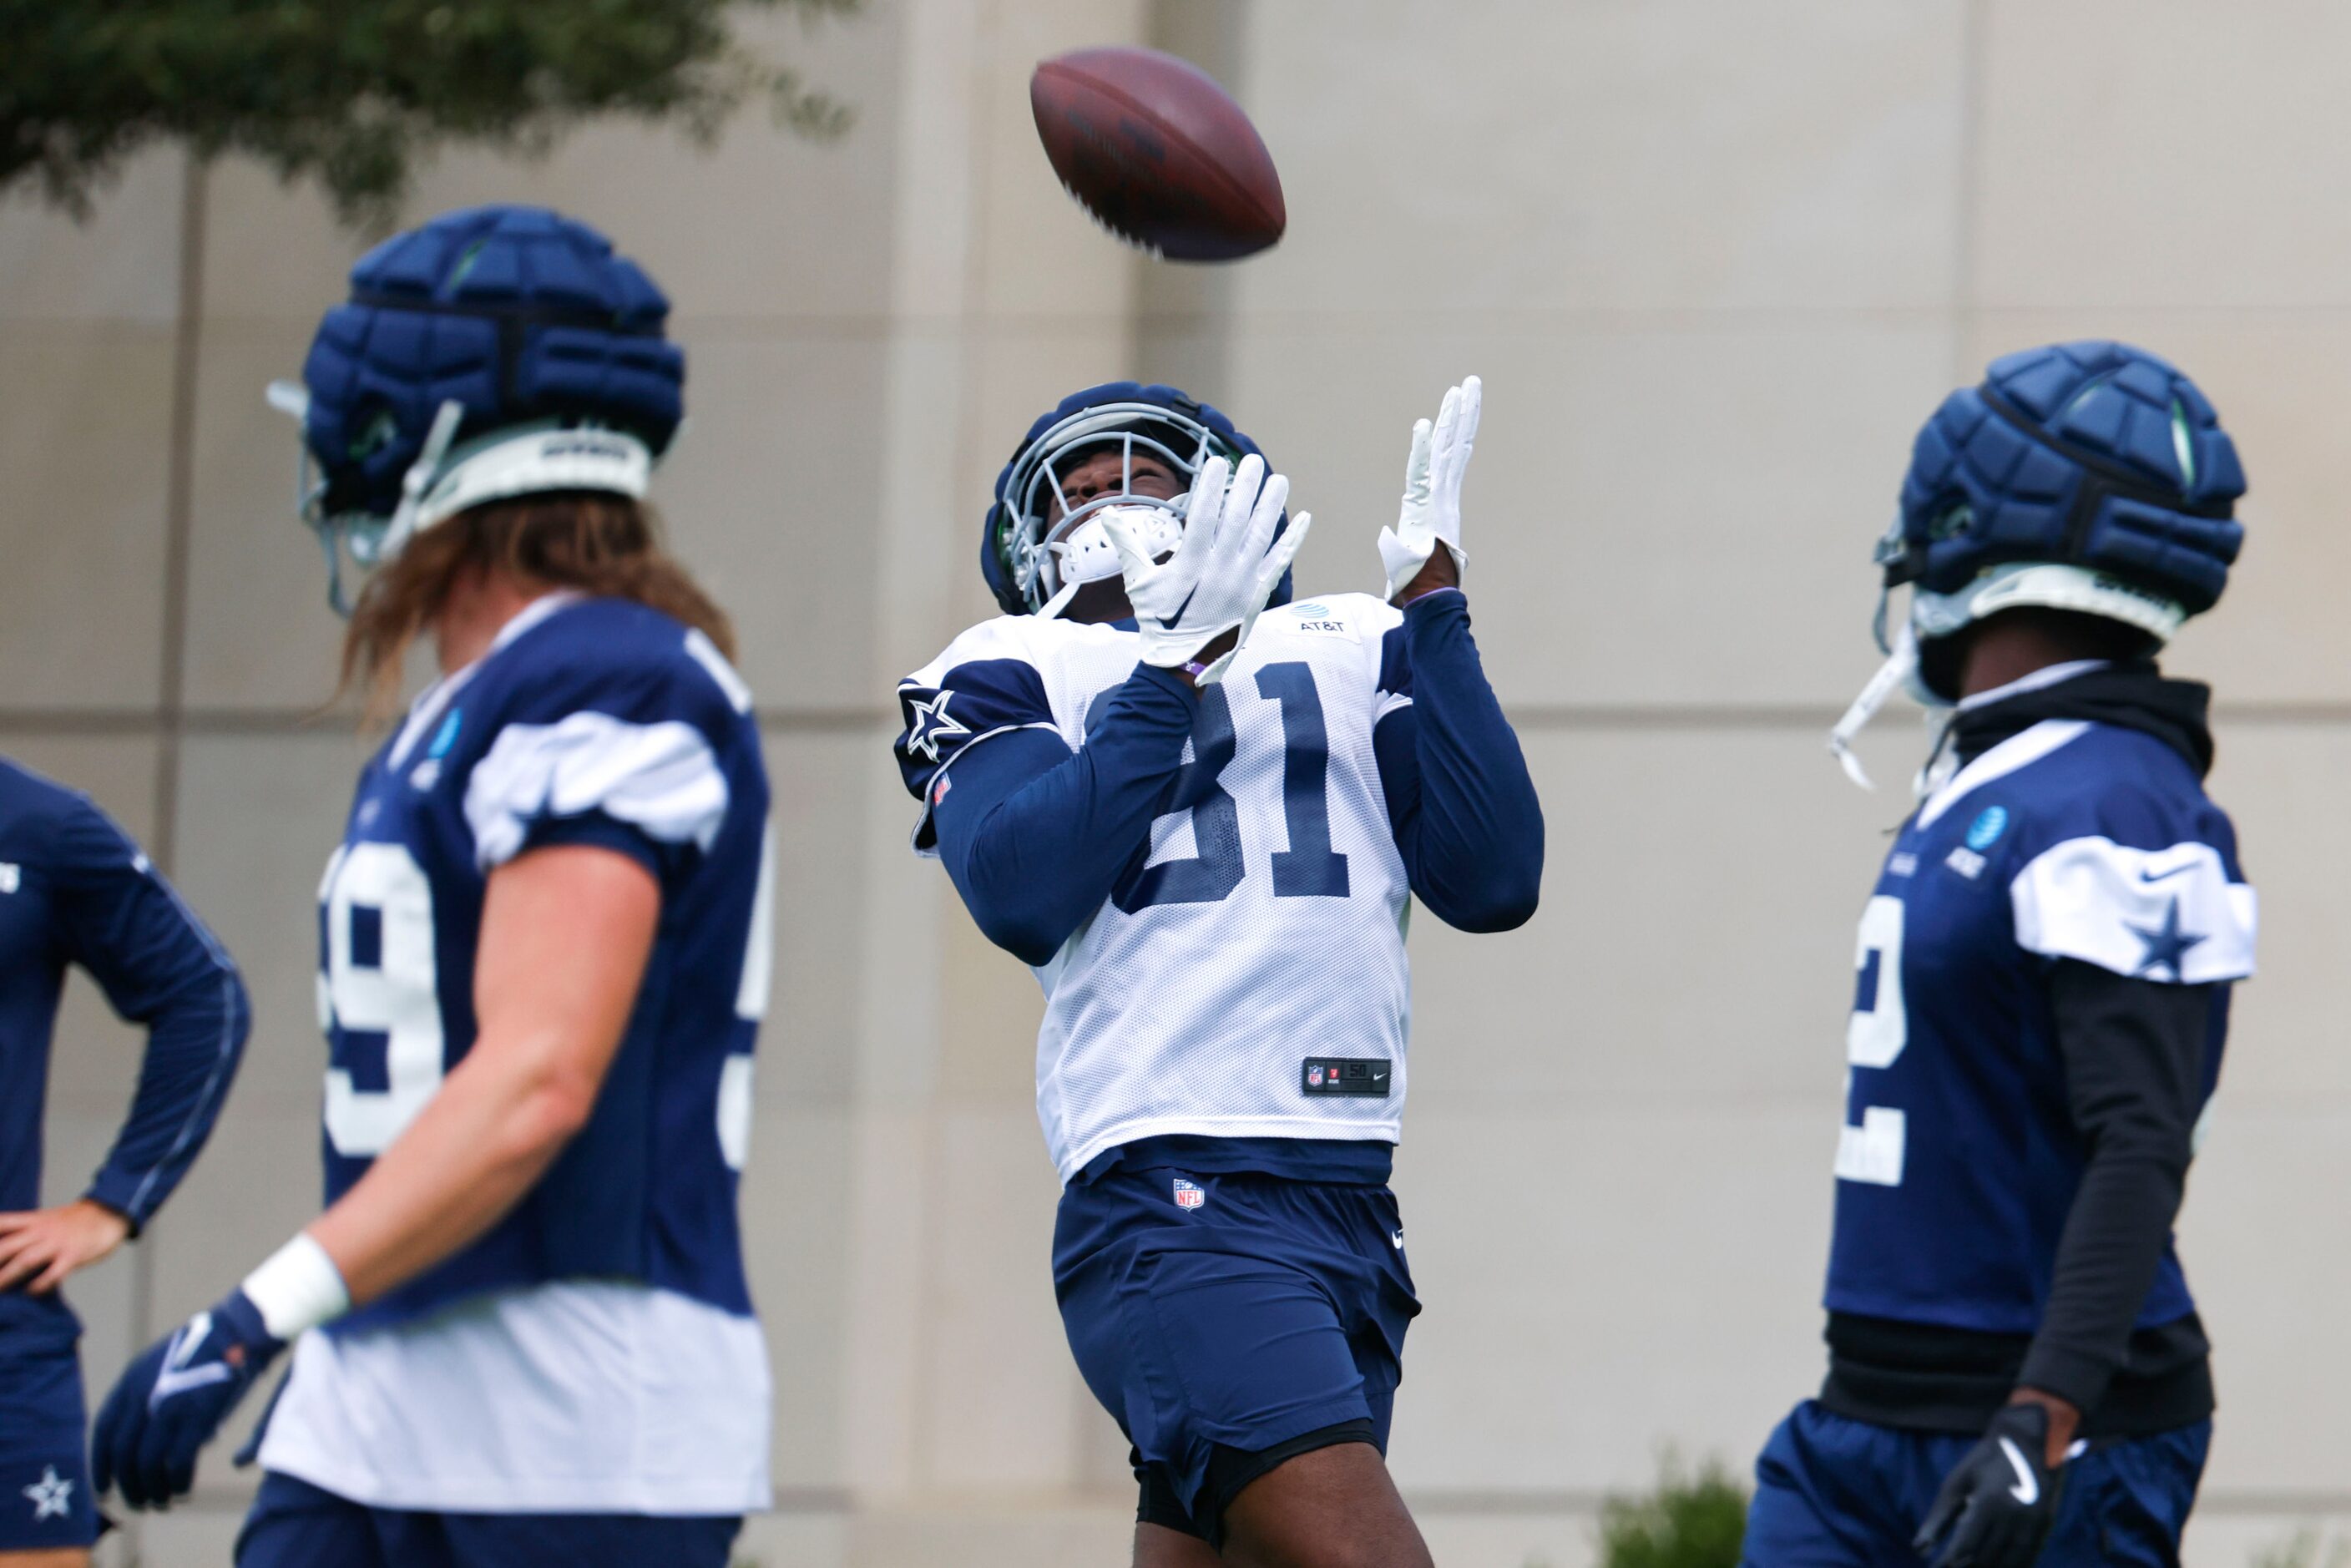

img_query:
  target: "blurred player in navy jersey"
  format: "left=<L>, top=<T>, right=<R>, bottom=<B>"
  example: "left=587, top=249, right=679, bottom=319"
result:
left=1747, top=342, right=2253, bottom=1568
left=893, top=378, right=1543, bottom=1566
left=90, top=205, right=776, bottom=1568
left=0, top=762, right=249, bottom=1565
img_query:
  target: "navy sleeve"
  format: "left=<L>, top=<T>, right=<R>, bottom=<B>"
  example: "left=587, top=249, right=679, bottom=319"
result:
left=2020, top=959, right=2212, bottom=1414
left=1371, top=591, right=1544, bottom=932
left=50, top=800, right=250, bottom=1232
left=930, top=664, right=1200, bottom=966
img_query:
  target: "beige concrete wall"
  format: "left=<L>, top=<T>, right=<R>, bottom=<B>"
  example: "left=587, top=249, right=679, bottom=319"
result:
left=4, top=3, right=2348, bottom=1565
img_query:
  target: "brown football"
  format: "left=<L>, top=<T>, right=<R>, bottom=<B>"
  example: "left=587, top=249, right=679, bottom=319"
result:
left=1030, top=46, right=1286, bottom=262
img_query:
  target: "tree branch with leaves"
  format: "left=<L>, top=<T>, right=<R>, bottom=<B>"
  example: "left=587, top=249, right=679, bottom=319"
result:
left=1, top=0, right=857, bottom=227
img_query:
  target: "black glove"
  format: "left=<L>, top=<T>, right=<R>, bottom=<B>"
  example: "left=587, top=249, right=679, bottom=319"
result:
left=1914, top=1403, right=2065, bottom=1568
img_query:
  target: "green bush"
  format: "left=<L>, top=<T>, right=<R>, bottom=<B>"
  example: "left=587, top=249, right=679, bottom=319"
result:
left=1596, top=1455, right=1750, bottom=1568
left=2252, top=1530, right=2351, bottom=1568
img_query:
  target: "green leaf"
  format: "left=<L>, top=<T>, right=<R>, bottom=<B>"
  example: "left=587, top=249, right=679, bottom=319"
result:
left=0, top=0, right=862, bottom=226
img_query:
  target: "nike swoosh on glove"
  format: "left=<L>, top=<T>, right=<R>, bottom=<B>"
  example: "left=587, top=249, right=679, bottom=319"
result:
left=1106, top=452, right=1310, bottom=685
left=1914, top=1403, right=2065, bottom=1568
left=1380, top=375, right=1479, bottom=601
left=94, top=1287, right=285, bottom=1510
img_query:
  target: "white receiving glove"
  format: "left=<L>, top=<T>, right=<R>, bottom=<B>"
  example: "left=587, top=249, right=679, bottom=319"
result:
left=1380, top=374, right=1481, bottom=601
left=1104, top=453, right=1311, bottom=685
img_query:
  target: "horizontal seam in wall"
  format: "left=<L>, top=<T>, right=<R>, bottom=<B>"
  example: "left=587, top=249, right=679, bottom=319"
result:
left=114, top=1486, right=2351, bottom=1522
left=5, top=703, right=2350, bottom=739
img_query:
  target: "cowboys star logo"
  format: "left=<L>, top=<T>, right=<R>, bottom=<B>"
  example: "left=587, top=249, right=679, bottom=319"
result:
left=903, top=690, right=971, bottom=762
left=23, top=1465, right=73, bottom=1522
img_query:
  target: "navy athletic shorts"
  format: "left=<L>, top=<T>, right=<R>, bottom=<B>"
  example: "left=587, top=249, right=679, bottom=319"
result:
left=1053, top=1161, right=1420, bottom=1545
left=0, top=1304, right=100, bottom=1550
left=235, top=1471, right=741, bottom=1568
left=1743, top=1399, right=2210, bottom=1568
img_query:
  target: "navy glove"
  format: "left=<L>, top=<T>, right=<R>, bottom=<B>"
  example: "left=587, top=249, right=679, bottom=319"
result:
left=94, top=1287, right=285, bottom=1510
left=1914, top=1403, right=2065, bottom=1568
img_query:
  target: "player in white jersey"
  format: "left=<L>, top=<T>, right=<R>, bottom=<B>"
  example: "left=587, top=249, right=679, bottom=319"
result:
left=90, top=206, right=773, bottom=1568
left=894, top=379, right=1544, bottom=1565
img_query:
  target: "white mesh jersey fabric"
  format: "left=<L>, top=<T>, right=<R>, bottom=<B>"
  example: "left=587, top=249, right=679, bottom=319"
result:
left=258, top=1281, right=773, bottom=1514
left=909, top=594, right=1416, bottom=1181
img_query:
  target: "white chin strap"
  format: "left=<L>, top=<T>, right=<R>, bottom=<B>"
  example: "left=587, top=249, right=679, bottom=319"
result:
left=1827, top=621, right=1926, bottom=793
left=1034, top=503, right=1183, bottom=619
left=1825, top=562, right=2189, bottom=797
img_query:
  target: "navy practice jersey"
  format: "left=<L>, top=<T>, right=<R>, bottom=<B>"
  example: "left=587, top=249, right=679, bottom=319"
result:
left=0, top=760, right=248, bottom=1331
left=1825, top=719, right=2254, bottom=1333
left=315, top=595, right=772, bottom=1333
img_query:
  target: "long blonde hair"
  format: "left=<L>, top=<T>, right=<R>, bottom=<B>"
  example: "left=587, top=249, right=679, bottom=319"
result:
left=338, top=493, right=735, bottom=726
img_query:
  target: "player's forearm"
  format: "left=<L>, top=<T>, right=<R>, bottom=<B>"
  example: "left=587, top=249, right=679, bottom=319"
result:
left=2021, top=1147, right=2187, bottom=1413
left=306, top=1021, right=597, bottom=1306
left=1382, top=590, right=1543, bottom=930
left=86, top=965, right=250, bottom=1229
left=943, top=665, right=1199, bottom=963
left=2020, top=961, right=2207, bottom=1414
left=304, top=845, right=656, bottom=1311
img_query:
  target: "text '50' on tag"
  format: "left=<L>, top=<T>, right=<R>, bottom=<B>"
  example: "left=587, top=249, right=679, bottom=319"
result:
left=1302, top=1058, right=1393, bottom=1097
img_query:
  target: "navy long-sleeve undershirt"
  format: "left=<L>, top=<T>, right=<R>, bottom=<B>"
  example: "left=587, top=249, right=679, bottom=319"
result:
left=0, top=761, right=251, bottom=1253
left=1370, top=590, right=1545, bottom=931
left=931, top=590, right=1542, bottom=968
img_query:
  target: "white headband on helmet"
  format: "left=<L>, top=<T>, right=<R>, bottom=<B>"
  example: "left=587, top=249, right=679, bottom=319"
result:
left=268, top=386, right=659, bottom=615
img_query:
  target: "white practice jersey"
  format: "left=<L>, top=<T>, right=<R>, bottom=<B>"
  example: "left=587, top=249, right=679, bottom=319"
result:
left=258, top=1281, right=772, bottom=1515
left=897, top=594, right=1416, bottom=1180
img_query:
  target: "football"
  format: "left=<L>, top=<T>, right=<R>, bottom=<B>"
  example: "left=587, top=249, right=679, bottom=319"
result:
left=1029, top=45, right=1286, bottom=261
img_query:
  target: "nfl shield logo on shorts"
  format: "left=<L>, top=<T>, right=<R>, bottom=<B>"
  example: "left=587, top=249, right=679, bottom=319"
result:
left=1171, top=1176, right=1206, bottom=1210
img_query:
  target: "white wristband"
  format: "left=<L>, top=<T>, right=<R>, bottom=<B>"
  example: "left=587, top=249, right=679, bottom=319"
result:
left=241, top=1233, right=351, bottom=1341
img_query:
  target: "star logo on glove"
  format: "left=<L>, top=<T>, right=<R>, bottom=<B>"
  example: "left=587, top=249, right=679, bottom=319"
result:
left=904, top=690, right=971, bottom=762
left=23, top=1465, right=73, bottom=1521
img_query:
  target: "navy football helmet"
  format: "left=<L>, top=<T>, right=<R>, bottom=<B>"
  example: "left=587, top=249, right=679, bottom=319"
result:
left=1883, top=340, right=2244, bottom=651
left=266, top=204, right=685, bottom=612
left=1831, top=341, right=2247, bottom=786
left=982, top=382, right=1292, bottom=617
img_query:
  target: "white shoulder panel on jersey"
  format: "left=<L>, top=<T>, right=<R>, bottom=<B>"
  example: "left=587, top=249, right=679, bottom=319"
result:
left=897, top=613, right=1146, bottom=844
left=2010, top=835, right=2257, bottom=984
left=466, top=712, right=730, bottom=869
left=904, top=613, right=1098, bottom=690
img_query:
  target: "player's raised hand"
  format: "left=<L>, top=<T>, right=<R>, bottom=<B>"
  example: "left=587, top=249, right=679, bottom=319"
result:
left=1105, top=453, right=1310, bottom=685
left=1381, top=375, right=1480, bottom=602
left=93, top=1288, right=285, bottom=1509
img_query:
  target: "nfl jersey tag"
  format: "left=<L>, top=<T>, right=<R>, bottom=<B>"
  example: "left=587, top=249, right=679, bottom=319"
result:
left=1302, top=1057, right=1393, bottom=1097
left=1171, top=1176, right=1206, bottom=1209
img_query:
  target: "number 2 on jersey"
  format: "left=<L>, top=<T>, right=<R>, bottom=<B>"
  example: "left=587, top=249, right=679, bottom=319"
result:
left=1111, top=660, right=1352, bottom=913
left=1835, top=893, right=1907, bottom=1186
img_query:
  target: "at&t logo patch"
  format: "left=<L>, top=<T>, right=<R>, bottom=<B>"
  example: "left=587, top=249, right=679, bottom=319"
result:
left=1171, top=1176, right=1206, bottom=1210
